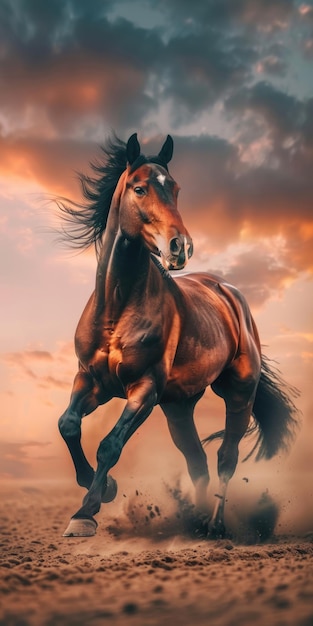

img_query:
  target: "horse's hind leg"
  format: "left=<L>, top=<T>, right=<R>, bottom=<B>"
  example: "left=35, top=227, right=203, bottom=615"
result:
left=210, top=357, right=260, bottom=536
left=161, top=393, right=210, bottom=512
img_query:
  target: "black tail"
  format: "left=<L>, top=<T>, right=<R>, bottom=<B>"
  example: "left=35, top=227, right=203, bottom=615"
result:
left=247, top=356, right=300, bottom=460
left=203, top=356, right=300, bottom=461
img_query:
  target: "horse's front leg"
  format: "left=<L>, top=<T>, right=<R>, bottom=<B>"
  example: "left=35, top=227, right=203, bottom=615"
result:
left=62, top=375, right=158, bottom=537
left=58, top=370, right=104, bottom=490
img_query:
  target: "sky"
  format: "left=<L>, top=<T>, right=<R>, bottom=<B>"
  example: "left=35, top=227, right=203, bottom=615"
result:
left=0, top=0, right=312, bottom=515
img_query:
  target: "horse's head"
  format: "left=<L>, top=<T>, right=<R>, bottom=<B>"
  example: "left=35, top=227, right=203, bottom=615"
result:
left=118, top=133, right=193, bottom=271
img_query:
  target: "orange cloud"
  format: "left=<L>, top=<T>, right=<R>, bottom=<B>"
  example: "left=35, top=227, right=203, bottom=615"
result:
left=0, top=134, right=96, bottom=197
left=0, top=441, right=52, bottom=479
left=1, top=131, right=312, bottom=285
left=1, top=346, right=76, bottom=391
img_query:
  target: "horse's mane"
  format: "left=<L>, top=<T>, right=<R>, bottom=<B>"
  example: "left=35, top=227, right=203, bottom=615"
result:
left=56, top=134, right=128, bottom=255
left=56, top=134, right=170, bottom=256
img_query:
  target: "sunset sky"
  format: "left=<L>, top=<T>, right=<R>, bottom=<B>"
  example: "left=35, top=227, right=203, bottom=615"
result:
left=0, top=0, right=312, bottom=508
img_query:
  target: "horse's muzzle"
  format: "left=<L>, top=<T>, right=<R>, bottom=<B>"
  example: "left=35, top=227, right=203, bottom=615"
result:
left=168, top=235, right=193, bottom=270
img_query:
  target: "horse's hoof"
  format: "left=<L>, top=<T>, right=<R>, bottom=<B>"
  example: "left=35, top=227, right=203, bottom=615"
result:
left=63, top=517, right=98, bottom=537
left=101, top=474, right=118, bottom=503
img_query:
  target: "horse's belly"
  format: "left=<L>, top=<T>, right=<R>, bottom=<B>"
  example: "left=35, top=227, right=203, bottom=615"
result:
left=163, top=348, right=229, bottom=400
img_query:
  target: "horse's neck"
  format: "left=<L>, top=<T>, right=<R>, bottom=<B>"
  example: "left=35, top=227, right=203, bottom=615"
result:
left=95, top=226, right=150, bottom=325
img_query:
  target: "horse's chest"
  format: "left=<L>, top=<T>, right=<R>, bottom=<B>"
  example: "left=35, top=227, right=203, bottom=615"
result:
left=107, top=324, right=164, bottom=383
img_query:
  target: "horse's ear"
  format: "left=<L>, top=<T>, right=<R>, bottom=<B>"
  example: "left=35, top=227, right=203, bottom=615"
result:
left=158, top=135, right=174, bottom=165
left=126, top=133, right=141, bottom=165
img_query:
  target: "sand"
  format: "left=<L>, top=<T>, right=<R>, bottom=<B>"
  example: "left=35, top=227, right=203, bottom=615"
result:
left=0, top=480, right=312, bottom=626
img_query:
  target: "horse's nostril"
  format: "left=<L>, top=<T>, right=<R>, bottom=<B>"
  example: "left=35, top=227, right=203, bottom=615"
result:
left=188, top=242, right=193, bottom=258
left=170, top=237, right=181, bottom=255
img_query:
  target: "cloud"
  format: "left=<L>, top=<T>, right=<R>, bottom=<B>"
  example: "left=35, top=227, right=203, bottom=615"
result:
left=0, top=0, right=302, bottom=136
left=1, top=128, right=312, bottom=281
left=256, top=54, right=287, bottom=77
left=210, top=243, right=297, bottom=309
left=0, top=0, right=312, bottom=315
left=162, top=30, right=256, bottom=126
left=298, top=3, right=313, bottom=57
left=0, top=133, right=96, bottom=196
left=20, top=351, right=53, bottom=361
left=226, top=81, right=307, bottom=139
left=37, top=375, right=71, bottom=391
left=169, top=133, right=313, bottom=277
left=151, top=0, right=296, bottom=30
left=225, top=82, right=313, bottom=177
left=0, top=440, right=51, bottom=478
left=1, top=347, right=75, bottom=390
left=0, top=0, right=163, bottom=134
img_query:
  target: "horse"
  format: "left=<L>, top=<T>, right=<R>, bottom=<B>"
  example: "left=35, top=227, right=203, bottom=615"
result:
left=58, top=133, right=298, bottom=538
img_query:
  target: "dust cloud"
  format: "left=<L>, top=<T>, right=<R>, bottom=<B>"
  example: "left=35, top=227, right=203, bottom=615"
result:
left=75, top=394, right=313, bottom=542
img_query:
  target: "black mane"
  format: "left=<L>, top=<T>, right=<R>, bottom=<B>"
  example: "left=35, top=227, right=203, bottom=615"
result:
left=56, top=135, right=170, bottom=255
left=56, top=135, right=128, bottom=254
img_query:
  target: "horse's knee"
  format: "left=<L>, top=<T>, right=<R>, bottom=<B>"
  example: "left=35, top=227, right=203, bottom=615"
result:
left=96, top=436, right=121, bottom=469
left=58, top=411, right=81, bottom=439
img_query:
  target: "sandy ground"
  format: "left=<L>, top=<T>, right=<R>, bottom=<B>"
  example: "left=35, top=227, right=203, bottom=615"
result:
left=0, top=480, right=312, bottom=626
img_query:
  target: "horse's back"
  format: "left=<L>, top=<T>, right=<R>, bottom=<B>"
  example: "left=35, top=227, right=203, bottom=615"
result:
left=173, top=271, right=247, bottom=329
left=175, top=271, right=261, bottom=353
left=174, top=271, right=256, bottom=331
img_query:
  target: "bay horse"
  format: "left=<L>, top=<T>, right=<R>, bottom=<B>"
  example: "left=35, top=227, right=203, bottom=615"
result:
left=58, top=133, right=298, bottom=537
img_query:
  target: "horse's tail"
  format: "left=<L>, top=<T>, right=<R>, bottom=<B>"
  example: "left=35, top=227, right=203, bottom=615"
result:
left=203, top=356, right=300, bottom=461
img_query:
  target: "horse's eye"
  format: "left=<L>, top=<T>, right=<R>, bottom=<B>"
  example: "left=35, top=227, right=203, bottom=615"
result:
left=134, top=186, right=146, bottom=196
